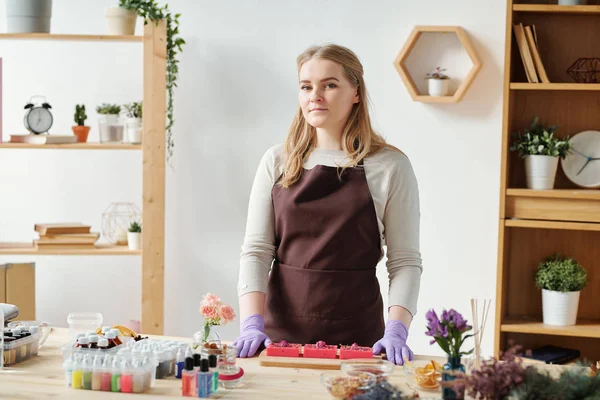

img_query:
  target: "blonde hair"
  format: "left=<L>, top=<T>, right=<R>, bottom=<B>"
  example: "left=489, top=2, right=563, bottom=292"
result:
left=278, top=43, right=402, bottom=188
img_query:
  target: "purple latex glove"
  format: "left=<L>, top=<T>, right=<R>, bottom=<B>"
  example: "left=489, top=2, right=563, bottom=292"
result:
left=372, top=320, right=413, bottom=365
left=232, top=314, right=272, bottom=358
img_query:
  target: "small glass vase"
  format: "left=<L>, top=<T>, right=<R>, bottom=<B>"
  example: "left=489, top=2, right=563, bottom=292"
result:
left=442, top=356, right=465, bottom=400
left=193, top=323, right=221, bottom=348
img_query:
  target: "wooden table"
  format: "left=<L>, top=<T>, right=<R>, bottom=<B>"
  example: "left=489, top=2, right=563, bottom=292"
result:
left=0, top=327, right=577, bottom=399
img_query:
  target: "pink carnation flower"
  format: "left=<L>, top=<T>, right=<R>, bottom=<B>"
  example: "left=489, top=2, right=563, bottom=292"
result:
left=201, top=293, right=221, bottom=307
left=200, top=304, right=219, bottom=319
left=219, top=304, right=236, bottom=324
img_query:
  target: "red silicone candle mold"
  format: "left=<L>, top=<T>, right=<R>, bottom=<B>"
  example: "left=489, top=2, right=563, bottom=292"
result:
left=303, top=341, right=337, bottom=359
left=339, top=343, right=373, bottom=360
left=266, top=340, right=302, bottom=357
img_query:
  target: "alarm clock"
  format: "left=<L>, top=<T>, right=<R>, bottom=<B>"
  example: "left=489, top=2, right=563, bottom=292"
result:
left=23, top=95, right=53, bottom=134
left=561, top=130, right=600, bottom=189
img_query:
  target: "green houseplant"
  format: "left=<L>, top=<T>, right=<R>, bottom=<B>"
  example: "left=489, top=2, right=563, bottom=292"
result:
left=127, top=220, right=142, bottom=250
left=535, top=254, right=587, bottom=326
left=509, top=116, right=572, bottom=190
left=72, top=104, right=90, bottom=143
left=118, top=0, right=185, bottom=163
left=123, top=101, right=143, bottom=144
left=96, top=103, right=124, bottom=144
left=426, top=67, right=450, bottom=96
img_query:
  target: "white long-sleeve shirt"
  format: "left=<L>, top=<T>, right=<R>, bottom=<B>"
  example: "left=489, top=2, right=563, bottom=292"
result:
left=237, top=144, right=423, bottom=317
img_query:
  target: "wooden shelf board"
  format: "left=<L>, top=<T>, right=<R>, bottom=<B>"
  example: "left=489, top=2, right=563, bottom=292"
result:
left=506, top=188, right=600, bottom=200
left=510, top=83, right=600, bottom=91
left=414, top=95, right=459, bottom=103
left=514, top=4, right=600, bottom=14
left=0, top=142, right=141, bottom=150
left=0, top=33, right=143, bottom=42
left=0, top=242, right=141, bottom=255
left=501, top=319, right=600, bottom=339
left=505, top=219, right=600, bottom=231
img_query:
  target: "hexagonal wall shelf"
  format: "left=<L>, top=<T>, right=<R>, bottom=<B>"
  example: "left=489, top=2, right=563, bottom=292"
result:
left=394, top=26, right=482, bottom=103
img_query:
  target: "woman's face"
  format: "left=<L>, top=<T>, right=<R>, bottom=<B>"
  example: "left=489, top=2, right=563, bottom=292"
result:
left=298, top=58, right=359, bottom=131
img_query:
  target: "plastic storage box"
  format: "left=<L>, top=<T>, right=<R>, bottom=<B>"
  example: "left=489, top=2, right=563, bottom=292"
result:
left=3, top=326, right=43, bottom=366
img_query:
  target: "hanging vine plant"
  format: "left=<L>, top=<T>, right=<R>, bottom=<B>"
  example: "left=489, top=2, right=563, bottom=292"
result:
left=119, top=0, right=185, bottom=163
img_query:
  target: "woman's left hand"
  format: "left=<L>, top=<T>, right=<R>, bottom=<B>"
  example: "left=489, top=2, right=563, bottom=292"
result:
left=372, top=320, right=414, bottom=365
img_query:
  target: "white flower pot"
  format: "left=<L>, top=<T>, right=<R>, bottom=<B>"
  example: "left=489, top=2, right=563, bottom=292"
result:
left=125, top=117, right=142, bottom=144
left=98, top=114, right=124, bottom=144
left=127, top=232, right=141, bottom=250
left=427, top=79, right=449, bottom=96
left=6, top=0, right=52, bottom=33
left=524, top=155, right=558, bottom=190
left=105, top=7, right=137, bottom=36
left=542, top=289, right=580, bottom=326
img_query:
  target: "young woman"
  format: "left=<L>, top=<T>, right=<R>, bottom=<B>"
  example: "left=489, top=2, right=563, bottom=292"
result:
left=233, top=43, right=422, bottom=366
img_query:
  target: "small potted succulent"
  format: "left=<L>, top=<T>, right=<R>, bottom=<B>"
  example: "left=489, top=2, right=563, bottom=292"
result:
left=127, top=220, right=142, bottom=250
left=105, top=0, right=138, bottom=35
left=96, top=103, right=123, bottom=144
left=509, top=116, right=571, bottom=190
left=123, top=101, right=142, bottom=144
left=426, top=67, right=450, bottom=96
left=72, top=104, right=90, bottom=143
left=535, top=254, right=587, bottom=326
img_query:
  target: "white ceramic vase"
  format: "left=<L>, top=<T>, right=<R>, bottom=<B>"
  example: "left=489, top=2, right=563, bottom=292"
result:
left=105, top=6, right=137, bottom=35
left=542, top=289, right=580, bottom=326
left=524, top=155, right=558, bottom=190
left=428, top=78, right=449, bottom=96
left=127, top=232, right=141, bottom=250
left=558, top=0, right=586, bottom=5
left=6, top=0, right=52, bottom=33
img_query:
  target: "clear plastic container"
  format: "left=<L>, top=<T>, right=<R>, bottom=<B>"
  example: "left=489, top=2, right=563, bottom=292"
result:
left=3, top=327, right=43, bottom=366
left=67, top=312, right=103, bottom=341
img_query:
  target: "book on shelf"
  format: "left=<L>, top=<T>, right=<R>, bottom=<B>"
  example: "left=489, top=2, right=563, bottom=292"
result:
left=34, top=223, right=92, bottom=235
left=10, top=134, right=77, bottom=144
left=523, top=345, right=580, bottom=365
left=513, top=23, right=550, bottom=83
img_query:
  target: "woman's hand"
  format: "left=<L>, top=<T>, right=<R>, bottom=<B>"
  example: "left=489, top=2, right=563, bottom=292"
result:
left=232, top=314, right=272, bottom=358
left=372, top=320, right=413, bottom=365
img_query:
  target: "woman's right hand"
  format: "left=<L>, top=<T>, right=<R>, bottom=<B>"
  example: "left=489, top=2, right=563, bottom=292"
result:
left=232, top=313, right=272, bottom=357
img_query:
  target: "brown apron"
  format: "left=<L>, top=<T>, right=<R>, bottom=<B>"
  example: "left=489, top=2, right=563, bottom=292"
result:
left=264, top=160, right=385, bottom=347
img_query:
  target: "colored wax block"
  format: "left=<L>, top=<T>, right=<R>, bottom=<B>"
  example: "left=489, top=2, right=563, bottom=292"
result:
left=303, top=344, right=337, bottom=359
left=266, top=342, right=302, bottom=357
left=339, top=345, right=373, bottom=360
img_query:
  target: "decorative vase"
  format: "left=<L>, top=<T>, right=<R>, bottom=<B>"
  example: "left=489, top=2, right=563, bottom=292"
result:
left=542, top=289, right=580, bottom=326
left=193, top=324, right=221, bottom=347
left=428, top=78, right=449, bottom=96
left=524, top=155, right=558, bottom=190
left=105, top=6, right=137, bottom=35
left=71, top=125, right=90, bottom=143
left=127, top=232, right=141, bottom=250
left=98, top=114, right=124, bottom=144
left=442, top=356, right=465, bottom=400
left=6, top=0, right=52, bottom=33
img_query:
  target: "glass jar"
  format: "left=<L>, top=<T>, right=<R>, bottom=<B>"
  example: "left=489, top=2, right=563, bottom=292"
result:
left=216, top=345, right=243, bottom=389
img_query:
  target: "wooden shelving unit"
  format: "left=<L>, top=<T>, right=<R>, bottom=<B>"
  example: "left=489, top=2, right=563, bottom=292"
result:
left=495, top=0, right=600, bottom=363
left=0, top=24, right=167, bottom=335
left=0, top=142, right=142, bottom=150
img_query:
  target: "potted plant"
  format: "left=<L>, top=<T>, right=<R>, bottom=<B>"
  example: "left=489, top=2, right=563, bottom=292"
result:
left=96, top=103, right=123, bottom=144
left=123, top=101, right=142, bottom=144
left=6, top=0, right=52, bottom=33
left=509, top=116, right=572, bottom=190
left=426, top=67, right=450, bottom=96
left=535, top=254, right=587, bottom=326
left=105, top=1, right=137, bottom=35
left=127, top=220, right=142, bottom=250
left=71, top=104, right=90, bottom=143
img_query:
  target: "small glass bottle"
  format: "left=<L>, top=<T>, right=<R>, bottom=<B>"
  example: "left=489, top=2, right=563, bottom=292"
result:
left=88, top=334, right=99, bottom=349
left=77, top=336, right=90, bottom=349
left=208, top=354, right=219, bottom=393
left=181, top=356, right=196, bottom=397
left=105, top=332, right=117, bottom=349
left=98, top=338, right=109, bottom=351
left=110, top=329, right=122, bottom=346
left=175, top=347, right=185, bottom=379
left=197, top=358, right=211, bottom=398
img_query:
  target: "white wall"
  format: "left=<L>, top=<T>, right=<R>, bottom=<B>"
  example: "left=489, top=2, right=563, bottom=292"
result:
left=0, top=0, right=506, bottom=358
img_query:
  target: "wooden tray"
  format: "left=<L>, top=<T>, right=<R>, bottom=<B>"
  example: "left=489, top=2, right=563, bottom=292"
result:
left=257, top=348, right=387, bottom=370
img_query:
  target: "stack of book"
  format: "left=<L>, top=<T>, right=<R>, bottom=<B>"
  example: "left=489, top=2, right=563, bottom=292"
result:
left=33, top=223, right=99, bottom=249
left=513, top=22, right=550, bottom=83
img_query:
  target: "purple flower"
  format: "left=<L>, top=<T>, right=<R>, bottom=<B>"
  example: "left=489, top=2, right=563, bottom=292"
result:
left=425, top=309, right=443, bottom=337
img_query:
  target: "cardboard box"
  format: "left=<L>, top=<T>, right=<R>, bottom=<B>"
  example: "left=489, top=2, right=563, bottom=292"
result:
left=0, top=263, right=35, bottom=321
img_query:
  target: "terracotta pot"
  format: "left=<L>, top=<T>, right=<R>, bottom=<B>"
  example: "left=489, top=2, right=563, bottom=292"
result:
left=72, top=125, right=90, bottom=143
